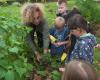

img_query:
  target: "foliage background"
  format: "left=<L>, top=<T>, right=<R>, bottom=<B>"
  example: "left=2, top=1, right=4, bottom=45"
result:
left=0, top=0, right=100, bottom=80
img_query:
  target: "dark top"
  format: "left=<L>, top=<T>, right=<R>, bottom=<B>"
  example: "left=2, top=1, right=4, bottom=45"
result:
left=25, top=19, right=49, bottom=53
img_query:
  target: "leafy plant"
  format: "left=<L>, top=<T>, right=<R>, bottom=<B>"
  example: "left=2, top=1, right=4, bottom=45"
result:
left=51, top=70, right=61, bottom=80
left=75, top=0, right=100, bottom=24
left=0, top=14, right=33, bottom=80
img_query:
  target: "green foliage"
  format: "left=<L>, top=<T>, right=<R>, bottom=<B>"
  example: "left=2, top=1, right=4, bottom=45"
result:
left=51, top=70, right=61, bottom=80
left=0, top=2, right=100, bottom=80
left=45, top=2, right=57, bottom=26
left=0, top=6, right=33, bottom=80
left=75, top=0, right=100, bottom=24
left=0, top=5, right=61, bottom=80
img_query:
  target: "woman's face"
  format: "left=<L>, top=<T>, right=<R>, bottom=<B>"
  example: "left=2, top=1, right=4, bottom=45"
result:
left=33, top=11, right=41, bottom=25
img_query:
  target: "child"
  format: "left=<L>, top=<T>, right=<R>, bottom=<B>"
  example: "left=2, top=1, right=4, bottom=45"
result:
left=65, top=8, right=81, bottom=60
left=21, top=3, right=49, bottom=62
left=67, top=14, right=97, bottom=64
left=49, top=17, right=69, bottom=59
left=57, top=2, right=68, bottom=21
left=62, top=60, right=98, bottom=80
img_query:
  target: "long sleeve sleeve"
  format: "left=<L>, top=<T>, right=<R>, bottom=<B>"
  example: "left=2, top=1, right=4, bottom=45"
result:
left=42, top=20, right=49, bottom=49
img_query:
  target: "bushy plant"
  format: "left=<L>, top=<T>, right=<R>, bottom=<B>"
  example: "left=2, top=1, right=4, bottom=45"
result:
left=0, top=14, right=33, bottom=80
left=75, top=0, right=100, bottom=24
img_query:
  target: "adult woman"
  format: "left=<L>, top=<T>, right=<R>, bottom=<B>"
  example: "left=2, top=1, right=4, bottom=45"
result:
left=21, top=3, right=49, bottom=61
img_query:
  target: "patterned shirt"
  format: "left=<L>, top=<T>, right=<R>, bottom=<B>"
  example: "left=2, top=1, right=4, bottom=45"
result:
left=69, top=33, right=97, bottom=64
left=49, top=26, right=69, bottom=56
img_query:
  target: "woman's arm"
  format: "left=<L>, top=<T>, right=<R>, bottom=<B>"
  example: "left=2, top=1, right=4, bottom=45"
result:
left=43, top=20, right=50, bottom=53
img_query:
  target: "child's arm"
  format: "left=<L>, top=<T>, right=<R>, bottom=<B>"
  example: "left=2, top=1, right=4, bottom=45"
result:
left=57, top=33, right=71, bottom=46
left=57, top=40, right=70, bottom=46
left=26, top=30, right=42, bottom=62
left=43, top=20, right=49, bottom=53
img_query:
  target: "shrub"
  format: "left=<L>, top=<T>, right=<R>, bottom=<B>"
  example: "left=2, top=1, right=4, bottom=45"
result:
left=75, top=0, right=100, bottom=24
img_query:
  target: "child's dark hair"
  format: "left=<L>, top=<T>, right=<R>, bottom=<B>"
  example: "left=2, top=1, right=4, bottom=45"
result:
left=66, top=7, right=81, bottom=19
left=58, top=0, right=66, bottom=5
left=65, top=7, right=81, bottom=23
left=67, top=14, right=94, bottom=34
left=62, top=60, right=98, bottom=80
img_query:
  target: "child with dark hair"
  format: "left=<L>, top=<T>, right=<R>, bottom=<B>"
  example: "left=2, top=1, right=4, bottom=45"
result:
left=67, top=14, right=97, bottom=64
left=65, top=8, right=82, bottom=60
left=62, top=60, right=98, bottom=80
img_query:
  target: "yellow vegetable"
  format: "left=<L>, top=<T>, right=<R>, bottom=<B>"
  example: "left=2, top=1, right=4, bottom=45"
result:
left=61, top=52, right=67, bottom=62
left=49, top=35, right=57, bottom=42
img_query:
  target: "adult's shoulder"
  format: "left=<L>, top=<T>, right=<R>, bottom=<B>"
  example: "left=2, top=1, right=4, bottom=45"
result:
left=41, top=18, right=48, bottom=24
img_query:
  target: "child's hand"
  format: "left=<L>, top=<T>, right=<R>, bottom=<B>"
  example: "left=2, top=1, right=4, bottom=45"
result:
left=56, top=42, right=63, bottom=46
left=52, top=42, right=64, bottom=47
left=59, top=67, right=65, bottom=73
left=52, top=42, right=59, bottom=47
left=95, top=44, right=100, bottom=48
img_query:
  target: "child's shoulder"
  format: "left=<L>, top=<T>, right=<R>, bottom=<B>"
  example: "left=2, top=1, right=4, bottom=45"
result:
left=78, top=39, right=88, bottom=47
left=49, top=27, right=56, bottom=34
left=49, top=26, right=56, bottom=31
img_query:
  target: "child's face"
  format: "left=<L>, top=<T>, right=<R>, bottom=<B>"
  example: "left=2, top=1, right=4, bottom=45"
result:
left=55, top=22, right=64, bottom=29
left=70, top=28, right=81, bottom=37
left=58, top=4, right=67, bottom=13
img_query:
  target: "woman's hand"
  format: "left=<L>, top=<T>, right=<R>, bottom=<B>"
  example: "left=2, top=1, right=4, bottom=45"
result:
left=44, top=48, right=48, bottom=54
left=35, top=51, right=42, bottom=62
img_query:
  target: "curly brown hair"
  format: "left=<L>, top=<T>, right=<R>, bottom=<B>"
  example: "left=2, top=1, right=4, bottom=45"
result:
left=21, top=3, right=44, bottom=24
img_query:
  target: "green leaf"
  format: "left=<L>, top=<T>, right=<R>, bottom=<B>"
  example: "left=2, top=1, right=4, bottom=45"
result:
left=0, top=40, right=6, bottom=48
left=26, top=63, right=33, bottom=71
left=5, top=70, right=15, bottom=80
left=37, top=71, right=47, bottom=77
left=8, top=47, right=19, bottom=53
left=13, top=60, right=24, bottom=68
left=15, top=67, right=26, bottom=78
left=0, top=53, right=5, bottom=59
left=0, top=59, right=9, bottom=69
left=51, top=70, right=61, bottom=80
left=0, top=67, right=6, bottom=79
